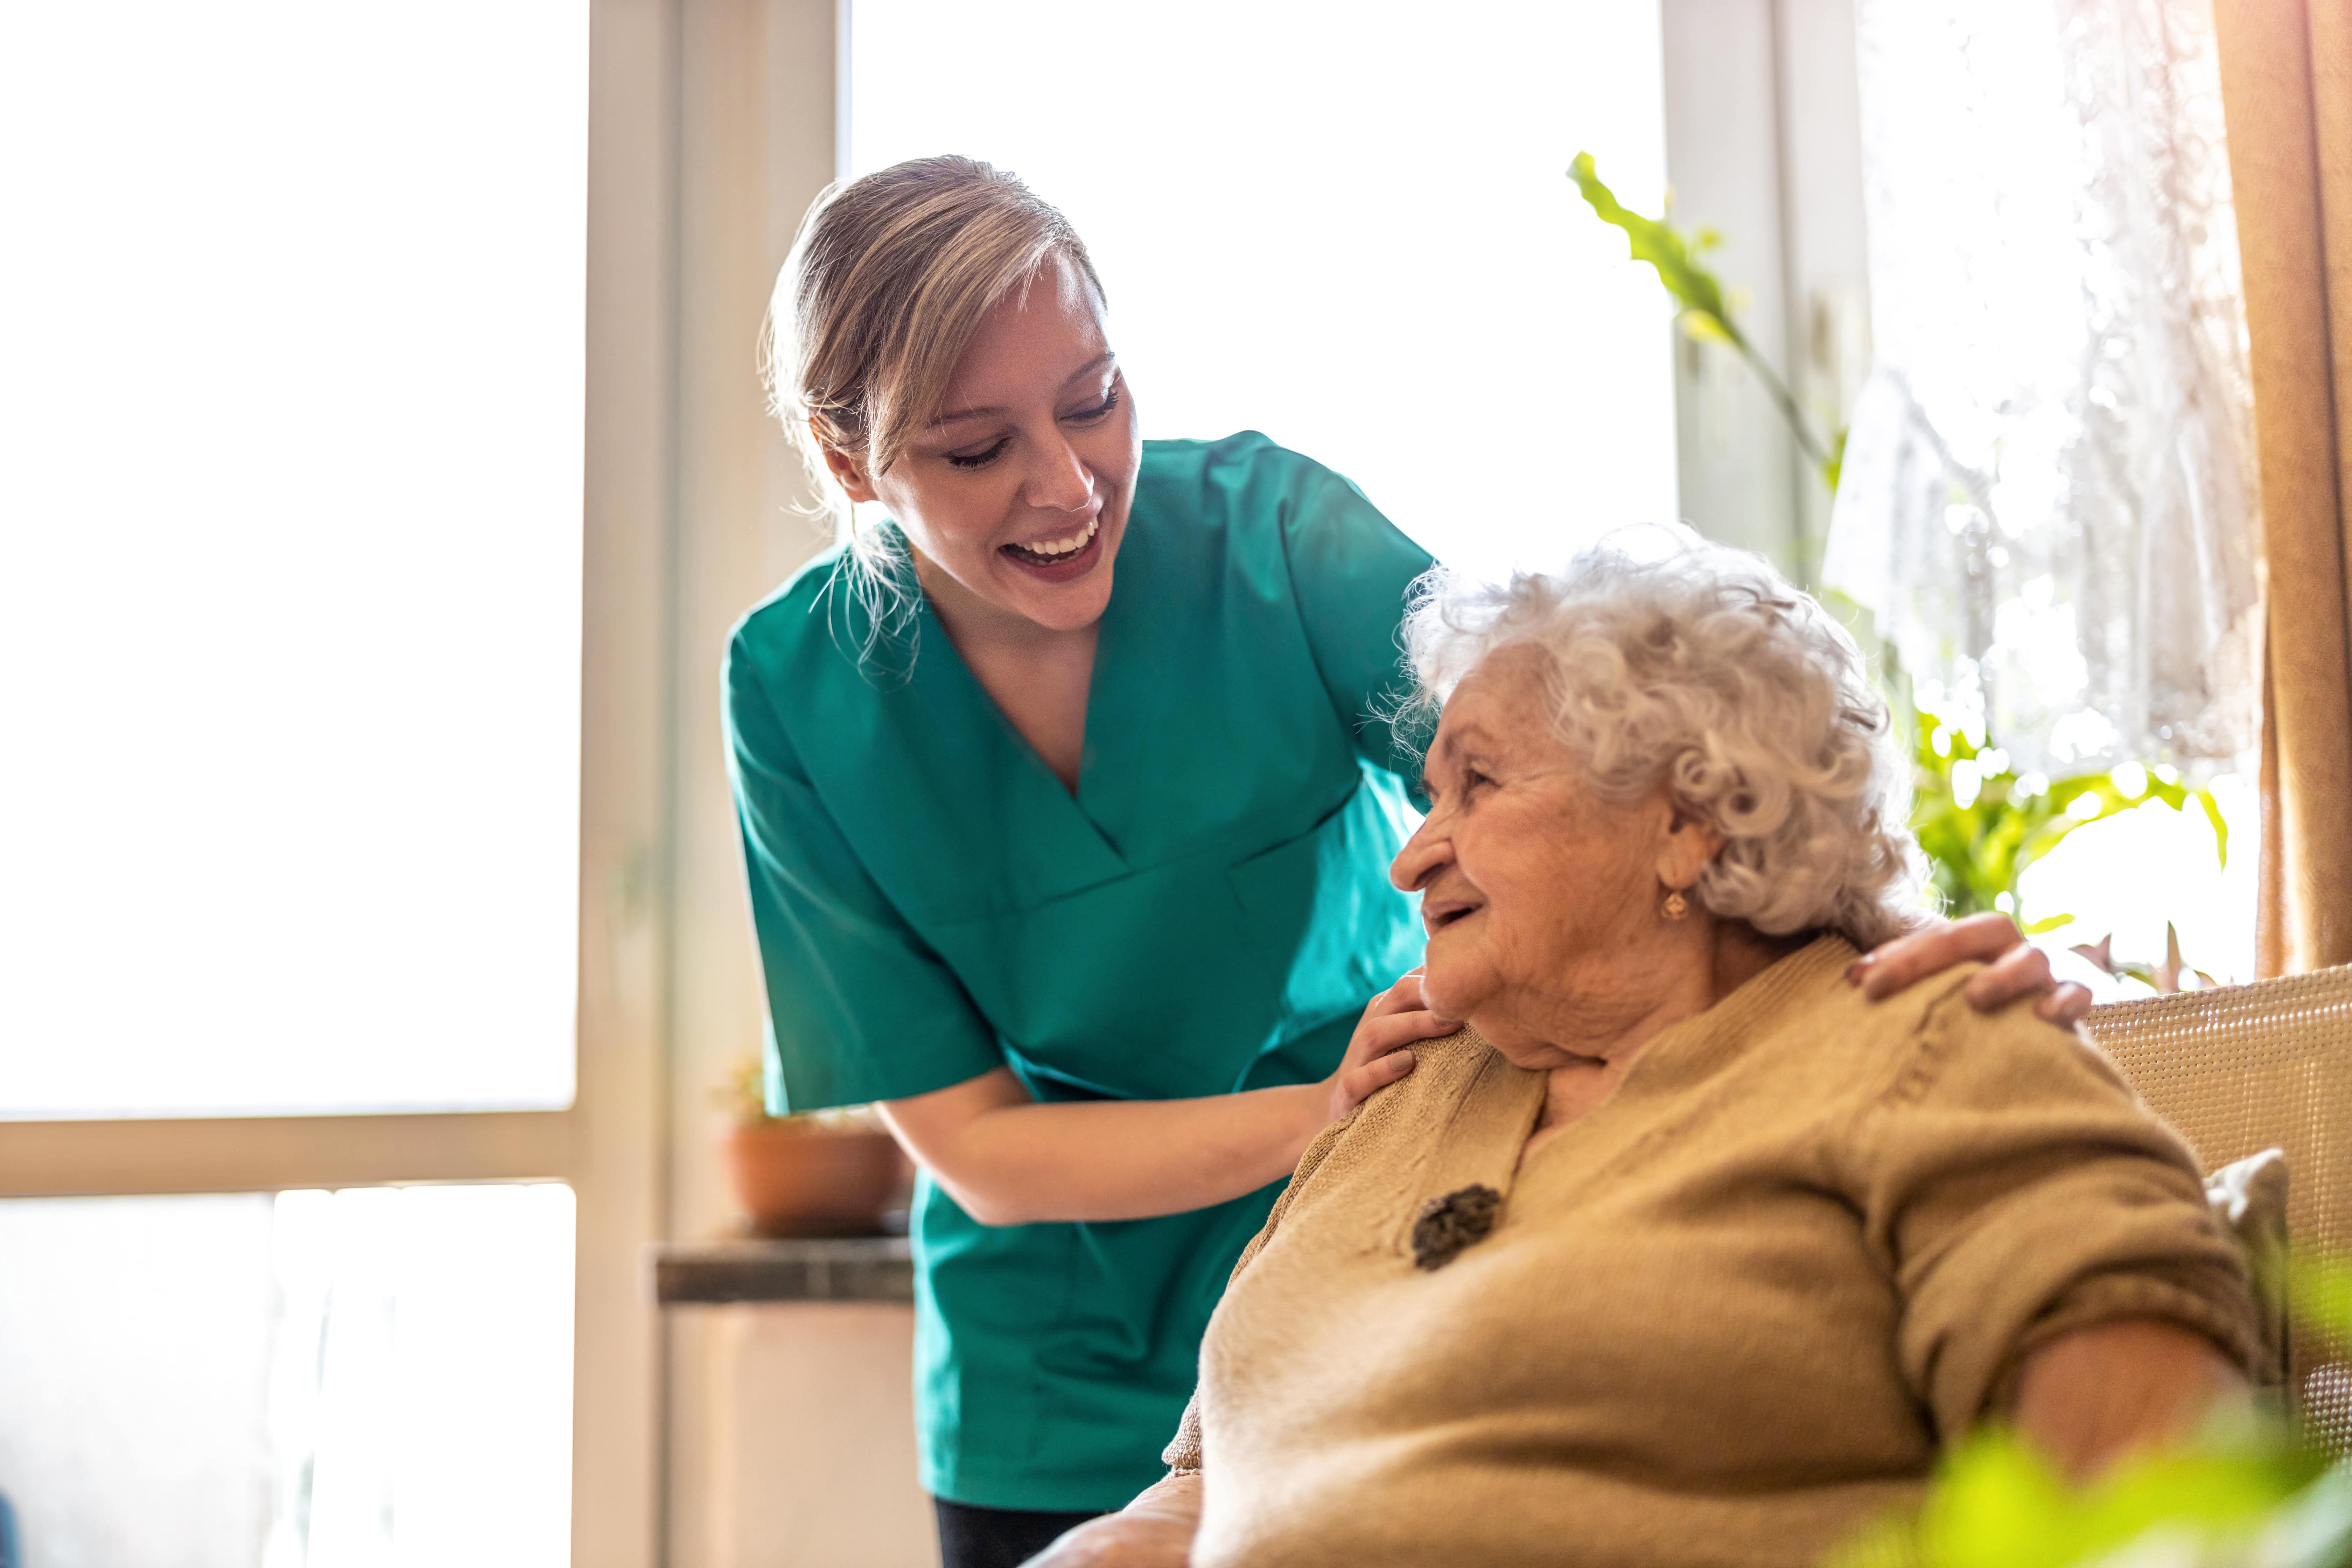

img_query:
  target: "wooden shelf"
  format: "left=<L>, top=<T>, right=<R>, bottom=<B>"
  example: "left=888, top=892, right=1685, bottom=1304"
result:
left=649, top=1236, right=913, bottom=1306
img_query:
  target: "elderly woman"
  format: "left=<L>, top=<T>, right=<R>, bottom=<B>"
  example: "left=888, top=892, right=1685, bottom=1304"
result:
left=1033, top=532, right=2260, bottom=1568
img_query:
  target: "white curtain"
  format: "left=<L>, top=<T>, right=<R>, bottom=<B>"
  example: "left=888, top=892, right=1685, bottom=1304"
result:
left=1825, top=0, right=2262, bottom=775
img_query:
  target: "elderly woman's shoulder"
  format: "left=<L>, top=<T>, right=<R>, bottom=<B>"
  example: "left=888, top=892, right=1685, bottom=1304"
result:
left=1790, top=945, right=2136, bottom=1120
left=1384, top=1024, right=1514, bottom=1102
left=1336, top=1026, right=1520, bottom=1142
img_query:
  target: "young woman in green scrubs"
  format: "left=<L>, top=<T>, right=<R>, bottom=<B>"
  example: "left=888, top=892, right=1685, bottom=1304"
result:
left=724, top=155, right=2087, bottom=1568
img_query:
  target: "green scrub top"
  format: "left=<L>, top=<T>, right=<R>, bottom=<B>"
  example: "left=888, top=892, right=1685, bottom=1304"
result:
left=723, top=432, right=1434, bottom=1510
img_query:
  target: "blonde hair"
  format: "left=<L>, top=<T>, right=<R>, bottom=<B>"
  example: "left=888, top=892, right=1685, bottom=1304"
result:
left=766, top=155, right=1106, bottom=573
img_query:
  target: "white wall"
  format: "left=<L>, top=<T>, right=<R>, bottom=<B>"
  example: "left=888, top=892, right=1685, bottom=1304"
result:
left=678, top=1307, right=933, bottom=1568
left=659, top=6, right=929, bottom=1566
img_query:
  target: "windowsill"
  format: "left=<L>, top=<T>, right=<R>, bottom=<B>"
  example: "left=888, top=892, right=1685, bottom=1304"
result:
left=649, top=1236, right=913, bottom=1306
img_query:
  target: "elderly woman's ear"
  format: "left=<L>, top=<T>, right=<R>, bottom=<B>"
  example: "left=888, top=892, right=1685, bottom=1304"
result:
left=1654, top=802, right=1727, bottom=906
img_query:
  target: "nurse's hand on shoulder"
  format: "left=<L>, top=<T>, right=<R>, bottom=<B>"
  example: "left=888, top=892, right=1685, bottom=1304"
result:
left=1321, top=970, right=1456, bottom=1126
left=1850, top=911, right=2094, bottom=1025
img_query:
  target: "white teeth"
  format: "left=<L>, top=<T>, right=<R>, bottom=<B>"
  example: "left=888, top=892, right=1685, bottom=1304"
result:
left=1015, top=517, right=1098, bottom=558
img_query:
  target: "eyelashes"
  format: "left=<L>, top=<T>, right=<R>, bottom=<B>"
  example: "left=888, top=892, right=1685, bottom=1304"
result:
left=1077, top=380, right=1122, bottom=423
left=945, top=440, right=1009, bottom=471
left=941, top=381, right=1123, bottom=471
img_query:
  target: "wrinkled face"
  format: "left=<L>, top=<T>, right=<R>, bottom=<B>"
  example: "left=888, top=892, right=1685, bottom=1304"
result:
left=1390, top=647, right=1679, bottom=1046
left=844, top=253, right=1141, bottom=634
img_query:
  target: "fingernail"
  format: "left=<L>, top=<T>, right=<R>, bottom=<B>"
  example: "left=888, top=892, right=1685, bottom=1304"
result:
left=1845, top=959, right=1871, bottom=985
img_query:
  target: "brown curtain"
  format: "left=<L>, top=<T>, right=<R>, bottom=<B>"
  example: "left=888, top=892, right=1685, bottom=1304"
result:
left=2215, top=0, right=2352, bottom=975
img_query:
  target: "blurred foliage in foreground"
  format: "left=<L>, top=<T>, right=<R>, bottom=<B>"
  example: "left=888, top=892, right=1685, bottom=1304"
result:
left=1826, top=1256, right=2352, bottom=1568
left=1827, top=1425, right=2346, bottom=1568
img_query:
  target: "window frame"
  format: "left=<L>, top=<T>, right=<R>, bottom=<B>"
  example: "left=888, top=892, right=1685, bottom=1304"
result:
left=0, top=4, right=676, bottom=1561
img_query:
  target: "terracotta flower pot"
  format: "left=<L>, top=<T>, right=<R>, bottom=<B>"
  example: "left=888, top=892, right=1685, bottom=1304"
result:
left=723, top=1121, right=913, bottom=1238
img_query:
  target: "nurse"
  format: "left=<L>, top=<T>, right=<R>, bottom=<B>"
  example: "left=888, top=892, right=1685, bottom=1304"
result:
left=724, top=155, right=2086, bottom=1568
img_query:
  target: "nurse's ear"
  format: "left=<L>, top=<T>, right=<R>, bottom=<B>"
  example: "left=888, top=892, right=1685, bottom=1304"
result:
left=817, top=426, right=882, bottom=504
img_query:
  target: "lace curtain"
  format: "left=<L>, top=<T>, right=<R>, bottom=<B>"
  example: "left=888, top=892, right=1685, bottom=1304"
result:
left=1824, top=0, right=2263, bottom=776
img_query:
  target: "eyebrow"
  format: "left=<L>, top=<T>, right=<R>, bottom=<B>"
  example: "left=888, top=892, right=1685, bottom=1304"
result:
left=1438, top=723, right=1492, bottom=757
left=927, top=352, right=1116, bottom=429
left=1411, top=723, right=1487, bottom=798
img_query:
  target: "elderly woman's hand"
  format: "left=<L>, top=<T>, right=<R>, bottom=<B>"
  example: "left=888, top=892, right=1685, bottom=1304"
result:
left=1850, top=912, right=2094, bottom=1026
left=1022, top=1474, right=1202, bottom=1568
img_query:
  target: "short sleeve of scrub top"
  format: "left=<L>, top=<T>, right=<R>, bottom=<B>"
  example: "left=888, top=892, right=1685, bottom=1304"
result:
left=1277, top=457, right=1435, bottom=773
left=723, top=432, right=1435, bottom=1511
left=724, top=652, right=1003, bottom=1108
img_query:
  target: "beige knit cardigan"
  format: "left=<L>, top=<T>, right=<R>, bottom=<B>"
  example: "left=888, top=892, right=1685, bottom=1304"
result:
left=1164, top=936, right=2260, bottom=1568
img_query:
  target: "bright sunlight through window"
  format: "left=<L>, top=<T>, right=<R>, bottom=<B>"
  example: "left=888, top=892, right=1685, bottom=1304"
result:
left=848, top=0, right=1678, bottom=582
left=0, top=1185, right=574, bottom=1568
left=0, top=3, right=589, bottom=1116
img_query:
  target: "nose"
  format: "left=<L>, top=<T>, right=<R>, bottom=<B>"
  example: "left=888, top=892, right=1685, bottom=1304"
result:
left=1390, top=811, right=1450, bottom=894
left=1026, top=433, right=1094, bottom=515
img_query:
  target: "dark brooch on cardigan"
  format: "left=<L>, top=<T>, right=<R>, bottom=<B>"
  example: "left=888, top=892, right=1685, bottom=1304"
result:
left=1410, top=1184, right=1504, bottom=1271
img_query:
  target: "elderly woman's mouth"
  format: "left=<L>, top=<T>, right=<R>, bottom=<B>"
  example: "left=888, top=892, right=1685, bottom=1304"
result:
left=1423, top=899, right=1480, bottom=933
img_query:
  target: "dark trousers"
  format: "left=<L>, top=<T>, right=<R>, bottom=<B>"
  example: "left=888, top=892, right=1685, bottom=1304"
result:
left=932, top=1497, right=1105, bottom=1568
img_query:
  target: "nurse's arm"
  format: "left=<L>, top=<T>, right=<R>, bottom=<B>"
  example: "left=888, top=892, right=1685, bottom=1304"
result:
left=876, top=975, right=1448, bottom=1227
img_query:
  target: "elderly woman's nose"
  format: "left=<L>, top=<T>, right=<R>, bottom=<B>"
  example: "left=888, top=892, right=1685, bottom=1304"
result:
left=1391, top=818, right=1448, bottom=892
left=1025, top=433, right=1095, bottom=513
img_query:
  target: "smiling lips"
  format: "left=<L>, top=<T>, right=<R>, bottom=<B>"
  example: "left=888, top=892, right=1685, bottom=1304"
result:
left=1002, top=514, right=1099, bottom=567
left=1422, top=897, right=1480, bottom=936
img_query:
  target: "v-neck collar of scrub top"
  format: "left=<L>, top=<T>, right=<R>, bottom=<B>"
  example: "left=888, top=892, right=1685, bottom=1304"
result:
left=881, top=516, right=1153, bottom=912
left=906, top=558, right=1131, bottom=875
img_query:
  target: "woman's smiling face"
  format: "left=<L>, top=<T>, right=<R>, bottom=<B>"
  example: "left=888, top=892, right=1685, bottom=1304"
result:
left=1390, top=647, right=1687, bottom=1059
left=829, top=251, right=1141, bottom=635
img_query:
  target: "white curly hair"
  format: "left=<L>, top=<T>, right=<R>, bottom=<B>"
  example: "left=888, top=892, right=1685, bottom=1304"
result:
left=1400, top=527, right=1925, bottom=947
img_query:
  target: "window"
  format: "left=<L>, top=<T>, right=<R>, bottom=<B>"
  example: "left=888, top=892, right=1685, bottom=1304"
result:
left=0, top=1187, right=573, bottom=1568
left=0, top=5, right=666, bottom=1563
left=0, top=1, right=587, bottom=1119
left=847, top=0, right=1678, bottom=579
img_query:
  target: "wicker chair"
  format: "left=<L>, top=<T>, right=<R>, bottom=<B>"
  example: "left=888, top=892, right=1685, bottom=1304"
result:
left=2086, top=965, right=2352, bottom=1445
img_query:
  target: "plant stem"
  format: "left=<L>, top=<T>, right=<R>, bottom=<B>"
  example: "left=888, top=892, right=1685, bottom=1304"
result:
left=1726, top=332, right=1832, bottom=469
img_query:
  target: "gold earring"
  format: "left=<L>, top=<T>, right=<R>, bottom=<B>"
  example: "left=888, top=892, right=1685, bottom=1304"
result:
left=1662, top=888, right=1689, bottom=921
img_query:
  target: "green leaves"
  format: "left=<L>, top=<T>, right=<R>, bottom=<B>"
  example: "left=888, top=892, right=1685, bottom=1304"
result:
left=1906, top=708, right=2224, bottom=947
left=1826, top=1253, right=2352, bottom=1568
left=1569, top=152, right=2230, bottom=975
left=1570, top=151, right=1843, bottom=491
left=2291, top=1253, right=2352, bottom=1354
left=1827, top=1425, right=2341, bottom=1568
left=1569, top=151, right=1741, bottom=345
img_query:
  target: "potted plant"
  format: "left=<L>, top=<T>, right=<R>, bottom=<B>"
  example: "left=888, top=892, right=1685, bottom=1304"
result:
left=716, top=1056, right=913, bottom=1238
